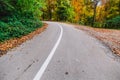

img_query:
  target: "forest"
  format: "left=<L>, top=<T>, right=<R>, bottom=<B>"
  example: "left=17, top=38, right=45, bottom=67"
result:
left=42, top=0, right=120, bottom=28
left=0, top=0, right=120, bottom=42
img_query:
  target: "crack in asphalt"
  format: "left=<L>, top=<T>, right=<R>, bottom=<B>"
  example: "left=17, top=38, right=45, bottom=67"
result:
left=15, top=60, right=37, bottom=80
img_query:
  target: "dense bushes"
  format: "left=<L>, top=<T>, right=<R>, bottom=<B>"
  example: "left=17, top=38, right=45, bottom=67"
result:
left=0, top=0, right=44, bottom=42
left=104, top=16, right=120, bottom=29
left=0, top=16, right=42, bottom=42
left=90, top=16, right=120, bottom=29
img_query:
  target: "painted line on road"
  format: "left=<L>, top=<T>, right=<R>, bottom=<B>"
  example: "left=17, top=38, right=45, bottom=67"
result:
left=33, top=23, right=63, bottom=80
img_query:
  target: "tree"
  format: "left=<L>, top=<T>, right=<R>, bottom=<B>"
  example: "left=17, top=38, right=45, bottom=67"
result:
left=42, top=0, right=56, bottom=20
left=56, top=0, right=74, bottom=21
left=91, top=0, right=100, bottom=26
left=0, top=0, right=44, bottom=42
left=16, top=0, right=45, bottom=18
left=71, top=0, right=83, bottom=22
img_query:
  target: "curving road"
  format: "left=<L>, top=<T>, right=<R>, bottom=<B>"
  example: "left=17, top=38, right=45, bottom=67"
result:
left=0, top=22, right=120, bottom=80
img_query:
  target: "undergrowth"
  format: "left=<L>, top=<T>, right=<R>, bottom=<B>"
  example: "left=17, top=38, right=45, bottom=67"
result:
left=0, top=16, right=43, bottom=42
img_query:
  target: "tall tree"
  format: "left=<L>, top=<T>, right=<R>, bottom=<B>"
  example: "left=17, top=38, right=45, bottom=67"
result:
left=16, top=0, right=45, bottom=18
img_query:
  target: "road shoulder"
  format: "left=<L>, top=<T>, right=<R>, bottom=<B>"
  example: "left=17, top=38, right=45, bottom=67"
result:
left=0, top=23, right=48, bottom=57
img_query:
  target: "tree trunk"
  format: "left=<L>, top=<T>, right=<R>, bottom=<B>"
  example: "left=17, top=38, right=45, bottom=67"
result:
left=92, top=5, right=97, bottom=27
left=92, top=0, right=99, bottom=27
left=48, top=6, right=52, bottom=20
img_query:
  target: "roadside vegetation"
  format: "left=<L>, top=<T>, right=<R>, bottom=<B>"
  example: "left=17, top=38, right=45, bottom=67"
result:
left=0, top=0, right=45, bottom=42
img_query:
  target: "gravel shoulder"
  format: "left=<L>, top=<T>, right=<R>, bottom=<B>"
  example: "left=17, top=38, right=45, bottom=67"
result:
left=74, top=24, right=120, bottom=56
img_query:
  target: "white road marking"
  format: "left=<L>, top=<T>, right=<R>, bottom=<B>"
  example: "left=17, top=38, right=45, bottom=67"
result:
left=33, top=23, right=63, bottom=80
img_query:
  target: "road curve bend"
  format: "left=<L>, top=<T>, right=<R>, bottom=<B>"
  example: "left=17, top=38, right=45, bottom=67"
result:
left=0, top=22, right=120, bottom=80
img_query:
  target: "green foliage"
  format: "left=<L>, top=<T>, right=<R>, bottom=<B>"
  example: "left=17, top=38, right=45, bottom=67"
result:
left=42, top=0, right=74, bottom=22
left=17, top=0, right=45, bottom=18
left=93, top=22, right=103, bottom=28
left=56, top=6, right=68, bottom=21
left=0, top=17, right=42, bottom=42
left=0, top=0, right=15, bottom=18
left=0, top=0, right=44, bottom=42
left=93, top=16, right=120, bottom=28
left=0, top=0, right=45, bottom=19
left=104, top=16, right=120, bottom=29
left=56, top=0, right=74, bottom=21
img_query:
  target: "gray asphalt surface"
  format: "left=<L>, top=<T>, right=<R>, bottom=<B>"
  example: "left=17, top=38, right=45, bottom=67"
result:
left=0, top=22, right=120, bottom=80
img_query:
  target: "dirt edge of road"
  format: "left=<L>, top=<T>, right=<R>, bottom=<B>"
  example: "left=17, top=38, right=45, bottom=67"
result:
left=74, top=24, right=120, bottom=57
left=0, top=23, right=48, bottom=57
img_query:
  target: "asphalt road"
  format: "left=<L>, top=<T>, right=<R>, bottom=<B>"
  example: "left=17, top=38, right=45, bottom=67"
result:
left=0, top=22, right=120, bottom=80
